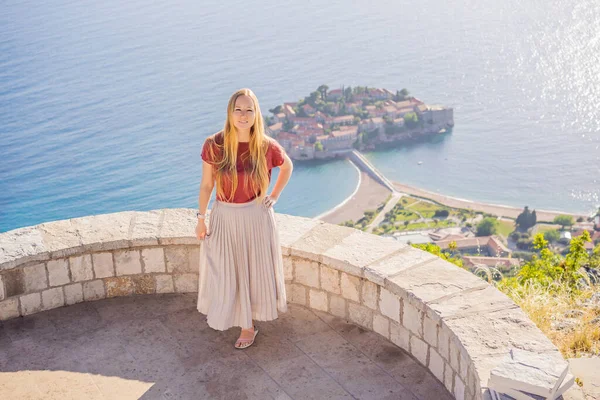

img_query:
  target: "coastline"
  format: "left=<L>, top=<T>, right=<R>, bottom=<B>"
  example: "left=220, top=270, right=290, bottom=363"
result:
left=391, top=181, right=590, bottom=222
left=315, top=173, right=591, bottom=226
left=314, top=160, right=362, bottom=220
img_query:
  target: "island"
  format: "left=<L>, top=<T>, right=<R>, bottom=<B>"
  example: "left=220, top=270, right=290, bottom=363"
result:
left=266, top=85, right=454, bottom=160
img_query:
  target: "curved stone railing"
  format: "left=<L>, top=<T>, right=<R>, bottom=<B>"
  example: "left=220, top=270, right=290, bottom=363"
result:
left=0, top=209, right=565, bottom=400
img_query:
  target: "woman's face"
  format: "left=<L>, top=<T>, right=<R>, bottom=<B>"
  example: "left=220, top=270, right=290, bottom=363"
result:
left=231, top=95, right=255, bottom=133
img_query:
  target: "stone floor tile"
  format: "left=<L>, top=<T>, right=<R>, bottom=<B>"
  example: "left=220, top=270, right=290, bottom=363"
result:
left=294, top=329, right=367, bottom=368
left=265, top=354, right=354, bottom=400
left=2, top=312, right=57, bottom=343
left=1, top=294, right=451, bottom=399
left=324, top=356, right=417, bottom=400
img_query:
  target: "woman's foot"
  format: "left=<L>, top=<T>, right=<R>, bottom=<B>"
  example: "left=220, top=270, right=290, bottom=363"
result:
left=235, top=326, right=258, bottom=349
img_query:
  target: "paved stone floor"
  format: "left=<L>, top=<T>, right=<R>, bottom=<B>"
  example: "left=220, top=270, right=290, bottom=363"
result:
left=0, top=294, right=451, bottom=399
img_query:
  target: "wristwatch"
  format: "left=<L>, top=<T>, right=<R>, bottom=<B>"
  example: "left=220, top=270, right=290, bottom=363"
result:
left=196, top=212, right=206, bottom=219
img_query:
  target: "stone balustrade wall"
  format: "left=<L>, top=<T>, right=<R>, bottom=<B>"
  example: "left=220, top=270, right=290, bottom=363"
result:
left=0, top=209, right=565, bottom=400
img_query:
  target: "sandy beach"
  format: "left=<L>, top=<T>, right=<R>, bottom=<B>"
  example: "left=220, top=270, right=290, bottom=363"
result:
left=319, top=172, right=391, bottom=225
left=316, top=173, right=590, bottom=226
left=391, top=181, right=589, bottom=222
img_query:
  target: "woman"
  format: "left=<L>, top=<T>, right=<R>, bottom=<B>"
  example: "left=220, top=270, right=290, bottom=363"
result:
left=196, top=88, right=293, bottom=349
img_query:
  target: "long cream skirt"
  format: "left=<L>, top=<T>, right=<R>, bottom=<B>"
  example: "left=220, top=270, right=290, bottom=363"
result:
left=197, top=200, right=287, bottom=330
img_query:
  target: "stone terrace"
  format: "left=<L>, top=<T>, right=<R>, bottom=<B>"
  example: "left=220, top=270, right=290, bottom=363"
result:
left=0, top=209, right=582, bottom=399
left=0, top=294, right=451, bottom=399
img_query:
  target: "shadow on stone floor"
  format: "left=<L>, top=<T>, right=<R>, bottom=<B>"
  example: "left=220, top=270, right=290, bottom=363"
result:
left=0, top=294, right=452, bottom=400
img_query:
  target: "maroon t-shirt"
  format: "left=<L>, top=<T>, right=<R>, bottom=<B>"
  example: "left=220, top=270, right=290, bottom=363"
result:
left=201, top=131, right=285, bottom=203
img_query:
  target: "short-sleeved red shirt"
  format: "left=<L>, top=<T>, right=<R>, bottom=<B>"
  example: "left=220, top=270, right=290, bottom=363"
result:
left=201, top=131, right=286, bottom=203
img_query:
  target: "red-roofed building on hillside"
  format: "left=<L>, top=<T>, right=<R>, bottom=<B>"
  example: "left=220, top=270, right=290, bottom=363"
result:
left=326, top=89, right=343, bottom=101
left=268, top=122, right=282, bottom=135
left=435, top=236, right=510, bottom=257
left=283, top=104, right=296, bottom=117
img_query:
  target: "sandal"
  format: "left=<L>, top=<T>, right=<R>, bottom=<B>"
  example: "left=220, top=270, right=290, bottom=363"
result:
left=235, top=326, right=259, bottom=349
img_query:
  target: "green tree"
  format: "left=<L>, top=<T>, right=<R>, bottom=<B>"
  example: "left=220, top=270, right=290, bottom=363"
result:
left=412, top=243, right=464, bottom=269
left=554, top=215, right=575, bottom=230
left=543, top=229, right=561, bottom=243
left=515, top=206, right=537, bottom=230
left=317, top=85, right=329, bottom=101
left=269, top=105, right=282, bottom=114
left=314, top=141, right=324, bottom=151
left=476, top=218, right=499, bottom=236
left=404, top=112, right=419, bottom=129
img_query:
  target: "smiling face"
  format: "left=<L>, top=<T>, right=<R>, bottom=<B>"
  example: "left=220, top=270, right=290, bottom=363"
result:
left=231, top=95, right=255, bottom=134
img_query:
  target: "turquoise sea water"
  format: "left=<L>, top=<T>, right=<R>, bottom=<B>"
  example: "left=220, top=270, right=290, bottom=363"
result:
left=1, top=0, right=599, bottom=232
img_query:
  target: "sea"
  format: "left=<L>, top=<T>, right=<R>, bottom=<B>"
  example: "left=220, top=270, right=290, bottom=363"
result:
left=1, top=0, right=599, bottom=232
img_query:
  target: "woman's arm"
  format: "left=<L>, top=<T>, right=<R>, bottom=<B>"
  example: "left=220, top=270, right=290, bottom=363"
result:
left=196, top=161, right=215, bottom=239
left=268, top=153, right=293, bottom=202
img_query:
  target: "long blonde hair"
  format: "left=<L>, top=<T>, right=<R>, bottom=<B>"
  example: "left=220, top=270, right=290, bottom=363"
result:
left=208, top=88, right=270, bottom=202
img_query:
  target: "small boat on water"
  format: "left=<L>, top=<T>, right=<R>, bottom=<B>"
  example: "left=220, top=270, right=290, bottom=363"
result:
left=417, top=161, right=423, bottom=165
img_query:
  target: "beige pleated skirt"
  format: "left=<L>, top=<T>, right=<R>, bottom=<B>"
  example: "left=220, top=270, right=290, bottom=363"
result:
left=197, top=199, right=287, bottom=330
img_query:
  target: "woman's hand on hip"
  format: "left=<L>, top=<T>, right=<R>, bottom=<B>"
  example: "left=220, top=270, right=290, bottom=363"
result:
left=196, top=219, right=208, bottom=240
left=264, top=194, right=278, bottom=208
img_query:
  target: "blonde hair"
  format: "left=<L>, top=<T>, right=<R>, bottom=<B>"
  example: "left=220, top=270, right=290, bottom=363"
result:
left=208, top=88, right=270, bottom=202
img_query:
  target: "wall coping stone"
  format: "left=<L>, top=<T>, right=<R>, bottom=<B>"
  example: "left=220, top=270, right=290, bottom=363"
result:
left=0, top=209, right=568, bottom=400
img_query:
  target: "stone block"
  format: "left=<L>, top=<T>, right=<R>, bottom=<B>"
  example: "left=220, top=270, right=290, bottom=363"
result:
left=155, top=274, right=175, bottom=293
left=72, top=212, right=133, bottom=252
left=158, top=209, right=199, bottom=245
left=445, top=365, right=455, bottom=394
left=187, top=246, right=200, bottom=272
left=0, top=274, right=4, bottom=301
left=450, top=344, right=460, bottom=372
left=105, top=277, right=134, bottom=297
left=385, top=257, right=486, bottom=312
left=289, top=284, right=306, bottom=306
left=460, top=351, right=469, bottom=380
left=454, top=375, right=465, bottom=400
left=141, top=248, right=166, bottom=273
left=340, top=273, right=360, bottom=302
left=20, top=292, right=42, bottom=315
left=429, top=348, right=445, bottom=383
left=289, top=222, right=353, bottom=264
left=423, top=316, right=438, bottom=347
left=410, top=335, right=428, bottom=366
left=165, top=246, right=189, bottom=273
left=173, top=274, right=199, bottom=293
left=294, top=259, right=319, bottom=288
left=403, top=300, right=423, bottom=337
left=2, top=269, right=25, bottom=297
left=132, top=275, right=156, bottom=295
left=275, top=214, right=322, bottom=250
left=114, top=250, right=142, bottom=276
left=329, top=295, right=346, bottom=318
left=64, top=283, right=84, bottom=305
left=362, top=280, right=378, bottom=310
left=428, top=285, right=516, bottom=323
left=320, top=265, right=340, bottom=294
left=373, top=314, right=390, bottom=339
left=390, top=322, right=409, bottom=350
left=83, top=280, right=105, bottom=301
left=379, top=287, right=400, bottom=322
left=70, top=254, right=94, bottom=282
left=23, top=263, right=48, bottom=292
left=365, top=246, right=438, bottom=286
left=309, top=289, right=328, bottom=312
left=0, top=298, right=20, bottom=319
left=92, top=252, right=114, bottom=278
left=0, top=226, right=48, bottom=272
left=321, top=230, right=407, bottom=277
left=438, top=326, right=451, bottom=361
left=47, top=259, right=70, bottom=286
left=42, top=287, right=64, bottom=310
left=129, top=210, right=161, bottom=246
left=283, top=256, right=293, bottom=281
left=348, top=303, right=372, bottom=329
